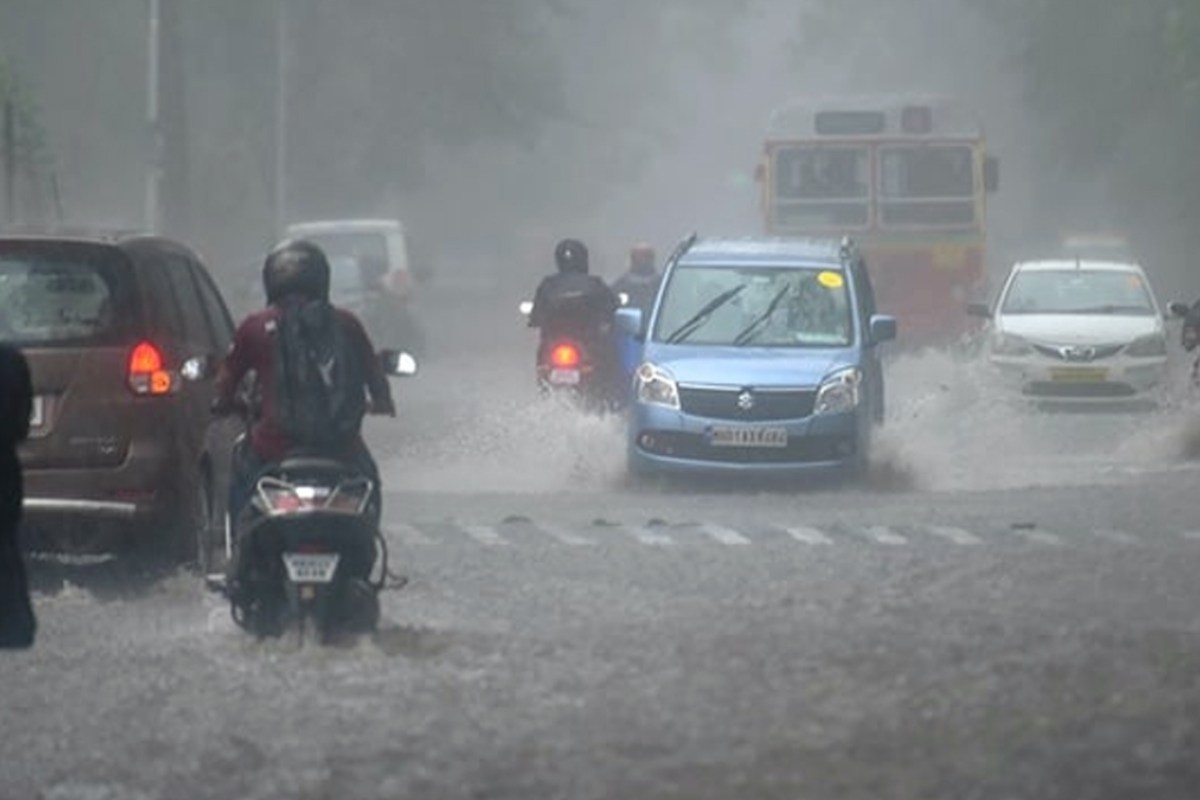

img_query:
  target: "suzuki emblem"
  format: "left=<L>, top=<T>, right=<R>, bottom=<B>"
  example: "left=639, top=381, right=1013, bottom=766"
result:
left=737, top=390, right=755, bottom=411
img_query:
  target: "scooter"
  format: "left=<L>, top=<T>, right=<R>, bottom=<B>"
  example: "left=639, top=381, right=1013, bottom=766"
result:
left=190, top=350, right=418, bottom=643
left=519, top=294, right=630, bottom=413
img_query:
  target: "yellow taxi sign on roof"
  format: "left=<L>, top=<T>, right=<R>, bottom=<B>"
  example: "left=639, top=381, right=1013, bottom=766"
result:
left=817, top=271, right=844, bottom=289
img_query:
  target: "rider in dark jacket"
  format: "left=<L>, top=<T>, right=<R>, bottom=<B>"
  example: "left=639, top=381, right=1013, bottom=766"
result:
left=214, top=240, right=395, bottom=519
left=611, top=243, right=661, bottom=318
left=0, top=344, right=35, bottom=649
left=528, top=239, right=621, bottom=393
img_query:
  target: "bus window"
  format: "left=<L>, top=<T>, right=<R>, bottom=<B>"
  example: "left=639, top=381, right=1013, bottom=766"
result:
left=772, top=146, right=869, bottom=228
left=879, top=145, right=976, bottom=227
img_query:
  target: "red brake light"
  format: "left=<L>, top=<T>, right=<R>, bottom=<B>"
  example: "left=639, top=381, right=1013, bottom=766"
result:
left=128, top=341, right=174, bottom=396
left=550, top=343, right=581, bottom=368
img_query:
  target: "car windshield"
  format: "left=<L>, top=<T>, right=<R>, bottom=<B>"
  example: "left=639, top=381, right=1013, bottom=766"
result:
left=297, top=232, right=389, bottom=304
left=653, top=264, right=853, bottom=347
left=0, top=246, right=130, bottom=346
left=1001, top=269, right=1156, bottom=316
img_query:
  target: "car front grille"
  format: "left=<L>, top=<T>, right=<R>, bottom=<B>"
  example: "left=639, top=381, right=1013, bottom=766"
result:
left=677, top=386, right=817, bottom=421
left=1031, top=343, right=1125, bottom=362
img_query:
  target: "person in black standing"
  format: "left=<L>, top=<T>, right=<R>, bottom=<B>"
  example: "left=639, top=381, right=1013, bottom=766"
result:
left=0, top=343, right=35, bottom=648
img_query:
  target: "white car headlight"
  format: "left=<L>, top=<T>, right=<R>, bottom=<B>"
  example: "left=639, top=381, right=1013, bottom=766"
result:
left=635, top=363, right=680, bottom=410
left=814, top=367, right=861, bottom=415
left=991, top=332, right=1032, bottom=357
left=1125, top=334, right=1167, bottom=358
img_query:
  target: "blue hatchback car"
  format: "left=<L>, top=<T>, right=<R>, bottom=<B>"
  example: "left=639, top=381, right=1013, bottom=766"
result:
left=618, top=236, right=896, bottom=478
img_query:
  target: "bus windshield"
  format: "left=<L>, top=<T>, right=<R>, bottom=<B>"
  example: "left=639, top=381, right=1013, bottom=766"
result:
left=771, top=146, right=869, bottom=228
left=879, top=145, right=975, bottom=226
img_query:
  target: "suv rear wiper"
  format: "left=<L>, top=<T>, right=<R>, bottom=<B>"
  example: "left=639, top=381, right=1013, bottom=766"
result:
left=665, top=284, right=747, bottom=344
left=733, top=286, right=791, bottom=346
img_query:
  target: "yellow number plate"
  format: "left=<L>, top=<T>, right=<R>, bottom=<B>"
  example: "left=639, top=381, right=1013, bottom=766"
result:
left=1050, top=367, right=1108, bottom=383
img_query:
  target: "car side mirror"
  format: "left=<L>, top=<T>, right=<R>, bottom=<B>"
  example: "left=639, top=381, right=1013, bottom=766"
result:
left=984, top=156, right=999, bottom=193
left=381, top=350, right=418, bottom=377
left=518, top=300, right=533, bottom=317
left=1168, top=301, right=1191, bottom=319
left=616, top=307, right=645, bottom=340
left=181, top=354, right=216, bottom=382
left=967, top=302, right=992, bottom=319
left=869, top=314, right=897, bottom=345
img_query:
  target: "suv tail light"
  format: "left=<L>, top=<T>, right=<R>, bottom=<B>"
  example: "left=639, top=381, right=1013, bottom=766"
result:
left=128, top=341, right=175, bottom=396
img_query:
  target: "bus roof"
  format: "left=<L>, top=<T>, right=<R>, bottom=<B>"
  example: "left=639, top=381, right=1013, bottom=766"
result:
left=765, top=94, right=985, bottom=141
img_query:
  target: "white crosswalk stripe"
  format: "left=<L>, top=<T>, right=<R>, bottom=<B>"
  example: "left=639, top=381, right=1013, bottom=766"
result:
left=1090, top=528, right=1138, bottom=545
left=699, top=524, right=752, bottom=546
left=863, top=525, right=907, bottom=545
left=534, top=524, right=596, bottom=546
left=784, top=526, right=834, bottom=545
left=624, top=526, right=675, bottom=546
left=386, top=523, right=433, bottom=545
left=1009, top=527, right=1063, bottom=545
left=462, top=525, right=509, bottom=546
left=925, top=526, right=982, bottom=545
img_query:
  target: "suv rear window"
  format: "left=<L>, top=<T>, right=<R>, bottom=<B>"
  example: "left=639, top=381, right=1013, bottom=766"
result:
left=0, top=242, right=136, bottom=347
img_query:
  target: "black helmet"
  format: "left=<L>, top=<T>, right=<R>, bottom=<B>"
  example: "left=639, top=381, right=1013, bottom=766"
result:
left=262, top=239, right=331, bottom=304
left=554, top=238, right=589, bottom=274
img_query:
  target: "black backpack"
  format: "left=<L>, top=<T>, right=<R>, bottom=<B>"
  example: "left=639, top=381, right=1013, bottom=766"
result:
left=273, top=300, right=367, bottom=450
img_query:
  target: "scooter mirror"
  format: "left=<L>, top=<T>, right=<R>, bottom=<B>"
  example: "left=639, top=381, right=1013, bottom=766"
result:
left=381, top=350, right=419, bottom=377
left=518, top=300, right=533, bottom=316
left=618, top=292, right=630, bottom=307
left=1168, top=301, right=1192, bottom=319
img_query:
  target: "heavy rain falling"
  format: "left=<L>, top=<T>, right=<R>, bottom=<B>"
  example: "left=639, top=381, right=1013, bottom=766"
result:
left=3, top=1, right=1200, bottom=798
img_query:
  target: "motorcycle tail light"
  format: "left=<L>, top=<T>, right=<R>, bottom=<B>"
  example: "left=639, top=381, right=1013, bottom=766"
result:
left=550, top=343, right=582, bottom=368
left=326, top=482, right=372, bottom=513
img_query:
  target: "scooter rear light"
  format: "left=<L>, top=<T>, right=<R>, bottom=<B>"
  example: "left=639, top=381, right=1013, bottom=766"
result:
left=550, top=343, right=581, bottom=368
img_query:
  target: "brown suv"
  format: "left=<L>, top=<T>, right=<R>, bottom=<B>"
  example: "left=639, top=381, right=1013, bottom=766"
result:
left=1, top=230, right=237, bottom=568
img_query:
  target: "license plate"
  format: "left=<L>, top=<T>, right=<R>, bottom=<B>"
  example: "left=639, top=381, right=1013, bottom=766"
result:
left=1050, top=367, right=1108, bottom=383
left=708, top=426, right=789, bottom=448
left=549, top=368, right=581, bottom=386
left=29, top=396, right=44, bottom=427
left=282, top=552, right=340, bottom=584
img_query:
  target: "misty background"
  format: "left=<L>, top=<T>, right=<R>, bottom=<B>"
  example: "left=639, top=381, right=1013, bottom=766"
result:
left=1, top=0, right=1198, bottom=308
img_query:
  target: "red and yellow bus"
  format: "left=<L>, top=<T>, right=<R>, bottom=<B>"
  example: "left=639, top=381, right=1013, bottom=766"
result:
left=756, top=96, right=998, bottom=345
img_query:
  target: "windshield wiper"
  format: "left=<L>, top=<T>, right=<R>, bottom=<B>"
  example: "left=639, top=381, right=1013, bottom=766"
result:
left=665, top=284, right=747, bottom=344
left=1067, top=304, right=1150, bottom=315
left=733, top=286, right=791, bottom=346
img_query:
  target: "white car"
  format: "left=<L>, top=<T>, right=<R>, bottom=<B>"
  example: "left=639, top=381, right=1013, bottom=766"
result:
left=969, top=259, right=1169, bottom=403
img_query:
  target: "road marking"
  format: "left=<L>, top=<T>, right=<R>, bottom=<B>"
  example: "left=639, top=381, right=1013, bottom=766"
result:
left=386, top=523, right=433, bottom=545
left=925, top=525, right=982, bottom=546
left=699, top=524, right=751, bottom=546
left=863, top=525, right=907, bottom=545
left=1090, top=528, right=1138, bottom=545
left=784, top=526, right=833, bottom=545
left=535, top=524, right=596, bottom=546
left=624, top=526, right=675, bottom=546
left=1009, top=527, right=1063, bottom=545
left=462, top=525, right=509, bottom=546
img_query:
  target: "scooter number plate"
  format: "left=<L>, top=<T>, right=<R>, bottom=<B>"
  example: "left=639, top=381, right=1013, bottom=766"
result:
left=549, top=368, right=582, bottom=386
left=282, top=552, right=340, bottom=584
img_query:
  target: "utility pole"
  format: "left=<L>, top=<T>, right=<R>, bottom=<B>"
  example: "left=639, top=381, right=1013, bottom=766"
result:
left=275, top=0, right=288, bottom=236
left=145, top=0, right=161, bottom=232
left=3, top=98, right=14, bottom=224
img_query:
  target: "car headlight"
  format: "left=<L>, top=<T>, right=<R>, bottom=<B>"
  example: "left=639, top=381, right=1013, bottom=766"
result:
left=635, top=363, right=680, bottom=410
left=991, top=332, right=1032, bottom=357
left=1125, top=334, right=1167, bottom=358
left=814, top=367, right=861, bottom=415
